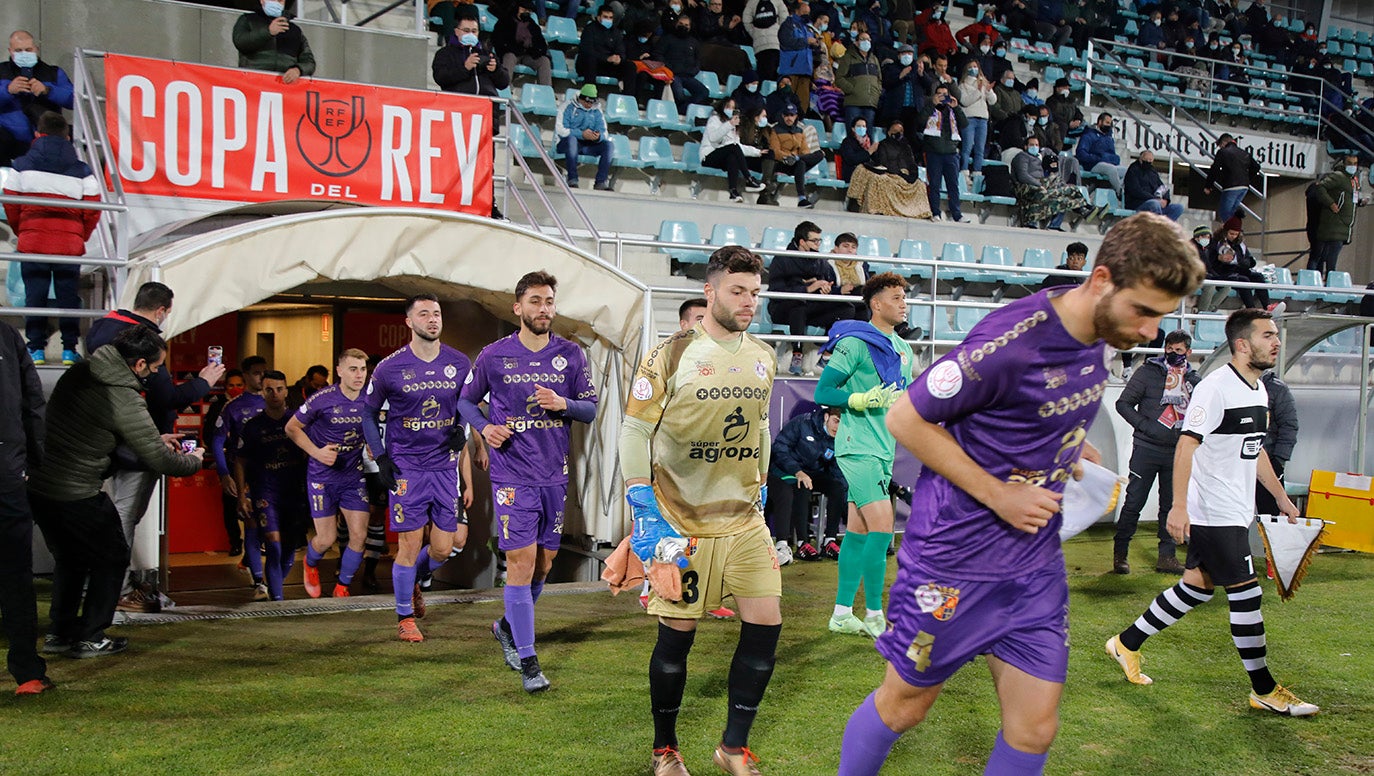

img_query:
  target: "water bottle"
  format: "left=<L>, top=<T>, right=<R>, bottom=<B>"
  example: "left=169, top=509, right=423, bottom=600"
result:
left=655, top=536, right=690, bottom=569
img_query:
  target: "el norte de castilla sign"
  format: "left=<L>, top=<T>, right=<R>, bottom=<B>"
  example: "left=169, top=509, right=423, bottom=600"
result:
left=1108, top=115, right=1318, bottom=177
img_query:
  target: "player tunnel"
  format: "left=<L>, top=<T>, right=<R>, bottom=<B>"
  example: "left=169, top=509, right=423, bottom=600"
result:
left=117, top=207, right=647, bottom=595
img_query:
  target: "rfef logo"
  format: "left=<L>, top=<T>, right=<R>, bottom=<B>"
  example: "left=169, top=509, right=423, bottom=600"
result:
left=297, top=92, right=371, bottom=176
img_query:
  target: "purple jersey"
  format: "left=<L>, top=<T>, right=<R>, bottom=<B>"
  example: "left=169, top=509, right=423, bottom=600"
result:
left=238, top=411, right=307, bottom=502
left=460, top=332, right=597, bottom=485
left=365, top=343, right=471, bottom=472
left=902, top=290, right=1108, bottom=580
left=293, top=385, right=367, bottom=482
left=211, top=392, right=266, bottom=475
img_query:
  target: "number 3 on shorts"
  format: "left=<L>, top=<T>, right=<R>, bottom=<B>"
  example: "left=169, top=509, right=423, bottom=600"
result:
left=681, top=570, right=699, bottom=604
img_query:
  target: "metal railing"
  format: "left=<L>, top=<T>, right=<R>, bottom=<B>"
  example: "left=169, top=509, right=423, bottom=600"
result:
left=498, top=101, right=603, bottom=249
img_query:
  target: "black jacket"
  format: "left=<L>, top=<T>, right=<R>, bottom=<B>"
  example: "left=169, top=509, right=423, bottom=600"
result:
left=433, top=38, right=511, bottom=96
left=654, top=30, right=703, bottom=77
left=492, top=13, right=549, bottom=59
left=1261, top=371, right=1298, bottom=463
left=767, top=250, right=837, bottom=295
left=0, top=323, right=44, bottom=490
left=85, top=309, right=211, bottom=434
left=768, top=410, right=842, bottom=481
left=1205, top=237, right=1257, bottom=278
left=576, top=21, right=627, bottom=71
left=1123, top=159, right=1166, bottom=210
left=1115, top=355, right=1201, bottom=450
left=915, top=100, right=967, bottom=155
left=1205, top=141, right=1258, bottom=190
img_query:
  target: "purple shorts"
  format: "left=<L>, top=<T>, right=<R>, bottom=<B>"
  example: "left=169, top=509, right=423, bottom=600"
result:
left=254, top=496, right=307, bottom=536
left=308, top=477, right=370, bottom=520
left=492, top=482, right=566, bottom=552
left=388, top=467, right=464, bottom=533
left=875, top=559, right=1070, bottom=687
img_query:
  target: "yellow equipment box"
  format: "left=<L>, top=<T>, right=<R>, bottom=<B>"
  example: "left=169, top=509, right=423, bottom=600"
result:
left=1307, top=470, right=1374, bottom=553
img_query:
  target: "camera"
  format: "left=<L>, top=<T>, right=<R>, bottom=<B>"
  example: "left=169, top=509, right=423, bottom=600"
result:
left=180, top=435, right=199, bottom=454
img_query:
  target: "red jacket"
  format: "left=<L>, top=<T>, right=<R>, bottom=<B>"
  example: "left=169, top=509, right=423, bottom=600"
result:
left=914, top=9, right=956, bottom=56
left=2, top=135, right=101, bottom=256
left=954, top=20, right=1000, bottom=51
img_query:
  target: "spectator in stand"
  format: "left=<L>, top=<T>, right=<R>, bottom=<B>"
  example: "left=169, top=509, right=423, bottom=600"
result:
left=1032, top=103, right=1065, bottom=153
left=0, top=319, right=50, bottom=695
left=1294, top=22, right=1320, bottom=63
left=777, top=1, right=817, bottom=115
left=576, top=6, right=637, bottom=97
left=954, top=10, right=1000, bottom=54
left=766, top=407, right=846, bottom=563
left=739, top=107, right=781, bottom=205
left=232, top=0, right=316, bottom=84
left=743, top=0, right=784, bottom=80
left=0, top=31, right=73, bottom=167
left=29, top=326, right=204, bottom=660
left=694, top=0, right=753, bottom=75
left=1040, top=241, right=1088, bottom=289
left=624, top=20, right=662, bottom=105
left=1012, top=136, right=1092, bottom=230
left=1220, top=40, right=1253, bottom=103
left=433, top=7, right=511, bottom=97
left=955, top=61, right=994, bottom=175
left=703, top=98, right=765, bottom=203
left=888, top=0, right=916, bottom=45
left=426, top=0, right=459, bottom=46
left=84, top=281, right=224, bottom=613
left=879, top=45, right=925, bottom=133
left=1045, top=76, right=1083, bottom=139
left=998, top=0, right=1054, bottom=44
left=838, top=117, right=874, bottom=183
left=769, top=104, right=824, bottom=208
left=2, top=113, right=99, bottom=367
left=914, top=6, right=956, bottom=59
left=493, top=0, right=552, bottom=88
left=1254, top=12, right=1290, bottom=62
left=655, top=14, right=711, bottom=115
left=811, top=40, right=847, bottom=125
left=925, top=54, right=957, bottom=96
left=919, top=83, right=969, bottom=223
left=1021, top=77, right=1044, bottom=108
left=555, top=85, right=614, bottom=191
left=829, top=232, right=871, bottom=320
left=765, top=74, right=803, bottom=119
left=767, top=220, right=854, bottom=374
left=853, top=0, right=892, bottom=49
left=1203, top=132, right=1257, bottom=224
left=995, top=103, right=1037, bottom=162
left=1204, top=217, right=1273, bottom=311
left=1076, top=111, right=1126, bottom=195
left=988, top=68, right=1022, bottom=127
left=1124, top=150, right=1183, bottom=221
left=1137, top=9, right=1167, bottom=53
left=1242, top=0, right=1270, bottom=36
left=982, top=37, right=1014, bottom=84
left=1307, top=156, right=1359, bottom=277
left=1160, top=7, right=1188, bottom=52
left=731, top=70, right=766, bottom=118
left=836, top=32, right=882, bottom=129
left=848, top=119, right=932, bottom=218
left=660, top=0, right=686, bottom=33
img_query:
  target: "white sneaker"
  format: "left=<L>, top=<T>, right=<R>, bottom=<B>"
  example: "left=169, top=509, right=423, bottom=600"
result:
left=774, top=541, right=793, bottom=566
left=956, top=214, right=975, bottom=223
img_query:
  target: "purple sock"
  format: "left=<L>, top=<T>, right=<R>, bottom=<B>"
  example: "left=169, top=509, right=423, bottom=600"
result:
left=338, top=547, right=363, bottom=585
left=504, top=584, right=537, bottom=659
left=264, top=540, right=284, bottom=601
left=422, top=548, right=449, bottom=579
left=838, top=692, right=902, bottom=776
left=984, top=731, right=1047, bottom=776
left=416, top=545, right=432, bottom=576
left=530, top=578, right=545, bottom=604
left=392, top=561, right=417, bottom=617
left=305, top=542, right=324, bottom=568
left=242, top=524, right=264, bottom=582
left=280, top=546, right=296, bottom=577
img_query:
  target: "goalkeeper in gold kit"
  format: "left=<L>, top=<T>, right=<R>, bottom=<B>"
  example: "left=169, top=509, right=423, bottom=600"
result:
left=813, top=273, right=916, bottom=639
left=620, top=246, right=780, bottom=776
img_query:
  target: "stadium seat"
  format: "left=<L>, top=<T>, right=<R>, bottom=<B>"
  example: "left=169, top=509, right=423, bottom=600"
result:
left=605, top=93, right=647, bottom=127
left=1325, top=270, right=1360, bottom=304
left=608, top=134, right=648, bottom=169
left=681, top=142, right=725, bottom=180
left=697, top=71, right=727, bottom=99
left=965, top=244, right=1015, bottom=285
left=749, top=299, right=780, bottom=334
left=545, top=15, right=579, bottom=45
left=709, top=223, right=752, bottom=247
left=856, top=235, right=894, bottom=272
left=1092, top=188, right=1134, bottom=224
left=1020, top=248, right=1055, bottom=285
left=507, top=125, right=545, bottom=157
left=657, top=220, right=710, bottom=264
left=905, top=303, right=935, bottom=340
left=644, top=99, right=692, bottom=132
left=807, top=119, right=837, bottom=149
left=639, top=135, right=687, bottom=172
left=1193, top=317, right=1226, bottom=350
left=812, top=158, right=848, bottom=190
left=685, top=103, right=713, bottom=132
left=759, top=227, right=791, bottom=255
left=740, top=45, right=757, bottom=68
left=895, top=239, right=933, bottom=279
left=548, top=50, right=572, bottom=81
left=725, top=73, right=743, bottom=94
left=518, top=84, right=558, bottom=117
left=818, top=232, right=837, bottom=254
left=475, top=3, right=495, bottom=32
left=1289, top=268, right=1325, bottom=302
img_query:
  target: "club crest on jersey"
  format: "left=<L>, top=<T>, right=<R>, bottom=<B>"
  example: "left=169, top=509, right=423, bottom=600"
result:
left=914, top=583, right=961, bottom=621
left=393, top=479, right=408, bottom=496
left=496, top=487, right=516, bottom=506
left=402, top=368, right=416, bottom=381
left=552, top=355, right=567, bottom=371
left=632, top=376, right=654, bottom=401
left=444, top=364, right=457, bottom=379
left=755, top=361, right=767, bottom=380
left=926, top=360, right=962, bottom=399
left=310, top=482, right=324, bottom=491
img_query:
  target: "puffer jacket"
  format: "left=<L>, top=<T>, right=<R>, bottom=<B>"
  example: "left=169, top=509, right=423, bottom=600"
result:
left=1311, top=169, right=1356, bottom=244
left=555, top=100, right=608, bottom=139
left=769, top=120, right=809, bottom=157
left=27, top=344, right=201, bottom=502
left=2, top=135, right=101, bottom=256
left=835, top=49, right=882, bottom=108
left=0, top=323, right=44, bottom=491
left=769, top=410, right=842, bottom=481
left=743, top=0, right=782, bottom=52
left=232, top=11, right=317, bottom=76
left=0, top=58, right=74, bottom=144
left=1075, top=125, right=1119, bottom=168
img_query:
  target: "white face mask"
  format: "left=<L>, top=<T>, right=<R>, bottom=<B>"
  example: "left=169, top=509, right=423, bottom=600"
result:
left=1347, top=165, right=1359, bottom=175
left=1026, top=146, right=1039, bottom=155
left=1197, top=237, right=1210, bottom=248
left=979, top=45, right=990, bottom=54
left=1057, top=89, right=1069, bottom=97
left=899, top=54, right=913, bottom=66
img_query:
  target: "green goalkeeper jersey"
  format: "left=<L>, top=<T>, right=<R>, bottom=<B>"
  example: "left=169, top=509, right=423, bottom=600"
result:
left=827, top=331, right=914, bottom=462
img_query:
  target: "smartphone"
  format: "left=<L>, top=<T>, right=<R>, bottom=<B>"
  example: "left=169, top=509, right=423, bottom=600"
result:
left=180, top=435, right=198, bottom=453
left=208, top=345, right=223, bottom=366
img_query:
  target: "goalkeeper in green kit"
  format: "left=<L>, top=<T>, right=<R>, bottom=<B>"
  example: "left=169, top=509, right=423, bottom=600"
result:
left=813, top=272, right=916, bottom=638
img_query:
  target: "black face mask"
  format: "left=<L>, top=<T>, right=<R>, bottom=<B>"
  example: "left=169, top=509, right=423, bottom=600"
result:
left=675, top=26, right=690, bottom=36
left=1165, top=352, right=1188, bottom=368
left=889, top=132, right=903, bottom=140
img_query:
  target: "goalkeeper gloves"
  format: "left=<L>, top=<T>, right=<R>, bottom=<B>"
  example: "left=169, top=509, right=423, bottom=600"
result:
left=627, top=484, right=682, bottom=562
left=847, top=384, right=901, bottom=412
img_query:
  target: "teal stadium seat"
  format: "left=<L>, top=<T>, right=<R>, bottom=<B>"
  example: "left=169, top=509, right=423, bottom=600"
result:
left=645, top=99, right=691, bottom=132
left=710, top=223, right=752, bottom=247
left=545, top=15, right=579, bottom=45
left=518, top=84, right=558, bottom=117
left=608, top=134, right=648, bottom=169
left=639, top=136, right=686, bottom=172
left=605, top=93, right=648, bottom=127
left=759, top=227, right=791, bottom=255
left=658, top=220, right=710, bottom=264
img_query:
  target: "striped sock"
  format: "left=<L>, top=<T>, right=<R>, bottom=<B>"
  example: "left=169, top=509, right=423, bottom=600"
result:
left=1227, top=581, right=1276, bottom=695
left=364, top=523, right=386, bottom=559
left=1119, top=581, right=1213, bottom=651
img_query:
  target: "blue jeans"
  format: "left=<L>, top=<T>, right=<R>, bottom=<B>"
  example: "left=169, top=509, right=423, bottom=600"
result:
left=1308, top=241, right=1343, bottom=276
left=1217, top=187, right=1246, bottom=223
left=960, top=117, right=987, bottom=171
left=1137, top=199, right=1184, bottom=221
left=926, top=151, right=961, bottom=220
left=670, top=75, right=710, bottom=114
left=557, top=135, right=613, bottom=185
left=20, top=261, right=80, bottom=351
left=844, top=105, right=876, bottom=131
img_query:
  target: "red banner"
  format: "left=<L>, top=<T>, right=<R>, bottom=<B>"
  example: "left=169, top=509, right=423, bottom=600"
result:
left=104, top=54, right=493, bottom=214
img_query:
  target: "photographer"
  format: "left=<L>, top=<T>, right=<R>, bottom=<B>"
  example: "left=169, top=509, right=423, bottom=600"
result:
left=232, top=0, right=315, bottom=84
left=918, top=83, right=969, bottom=222
left=433, top=5, right=510, bottom=97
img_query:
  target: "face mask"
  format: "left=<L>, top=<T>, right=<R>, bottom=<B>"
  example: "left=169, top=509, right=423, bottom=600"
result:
left=968, top=68, right=979, bottom=77
left=1347, top=165, right=1359, bottom=175
left=1003, top=78, right=1015, bottom=87
left=756, top=116, right=768, bottom=127
left=979, top=45, right=990, bottom=54
left=1307, top=28, right=1315, bottom=35
left=1209, top=42, right=1219, bottom=49
left=1232, top=48, right=1241, bottom=56
left=855, top=126, right=867, bottom=137
left=226, top=385, right=246, bottom=399
left=600, top=17, right=613, bottom=28
left=746, top=82, right=758, bottom=92
left=263, top=1, right=285, bottom=16
left=670, top=3, right=681, bottom=11
left=1100, top=124, right=1112, bottom=133
left=723, top=107, right=733, bottom=117
left=459, top=32, right=479, bottom=46
left=1165, top=352, right=1188, bottom=368
left=889, top=132, right=903, bottom=140
left=1037, top=115, right=1048, bottom=126
left=1153, top=18, right=1161, bottom=26
left=995, top=49, right=1005, bottom=57
left=900, top=54, right=913, bottom=66
left=638, top=35, right=649, bottom=43
left=1197, top=237, right=1210, bottom=248
left=858, top=40, right=871, bottom=52
left=1057, top=88, right=1068, bottom=97
left=850, top=27, right=859, bottom=36
left=1185, top=40, right=1194, bottom=48
left=11, top=51, right=37, bottom=69
left=1026, top=145, right=1039, bottom=155
left=675, top=25, right=690, bottom=35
